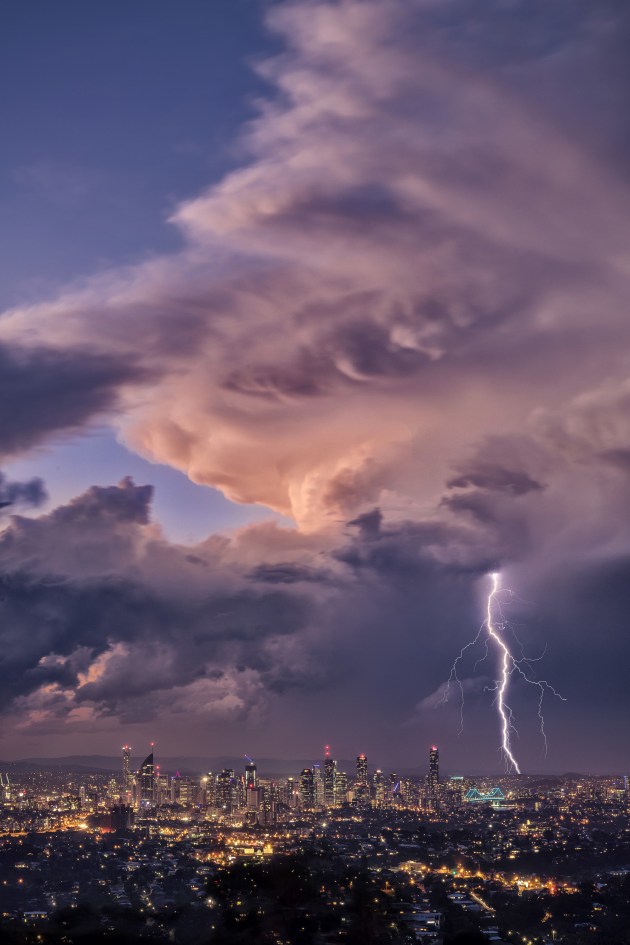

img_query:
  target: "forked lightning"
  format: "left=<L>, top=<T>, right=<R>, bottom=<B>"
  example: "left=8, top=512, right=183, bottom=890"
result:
left=443, top=571, right=565, bottom=772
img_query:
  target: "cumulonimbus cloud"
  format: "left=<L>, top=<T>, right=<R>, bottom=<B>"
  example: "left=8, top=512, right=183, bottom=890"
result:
left=0, top=1, right=629, bottom=766
left=0, top=0, right=628, bottom=532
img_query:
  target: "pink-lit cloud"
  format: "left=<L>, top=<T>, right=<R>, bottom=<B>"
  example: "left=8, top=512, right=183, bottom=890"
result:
left=0, top=0, right=628, bottom=533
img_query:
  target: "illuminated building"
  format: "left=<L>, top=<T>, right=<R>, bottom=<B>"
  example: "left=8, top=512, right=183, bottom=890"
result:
left=287, top=777, right=299, bottom=808
left=372, top=769, right=385, bottom=807
left=448, top=775, right=465, bottom=804
left=245, top=761, right=257, bottom=790
left=428, top=746, right=439, bottom=794
left=139, top=750, right=155, bottom=805
left=390, top=772, right=401, bottom=806
left=155, top=773, right=169, bottom=806
left=216, top=769, right=235, bottom=812
left=178, top=777, right=196, bottom=806
left=247, top=786, right=264, bottom=810
left=356, top=754, right=368, bottom=786
left=122, top=745, right=131, bottom=791
left=335, top=770, right=348, bottom=804
left=300, top=768, right=315, bottom=809
left=324, top=756, right=337, bottom=807
left=313, top=763, right=324, bottom=808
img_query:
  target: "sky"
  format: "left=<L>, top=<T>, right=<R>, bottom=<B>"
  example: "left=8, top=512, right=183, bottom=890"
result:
left=0, top=0, right=629, bottom=774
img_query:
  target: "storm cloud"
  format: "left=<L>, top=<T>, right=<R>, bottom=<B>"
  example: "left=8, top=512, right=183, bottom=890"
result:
left=0, top=0, right=628, bottom=529
left=0, top=0, right=628, bottom=768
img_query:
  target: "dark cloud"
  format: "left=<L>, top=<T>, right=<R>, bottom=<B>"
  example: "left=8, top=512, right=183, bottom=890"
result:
left=0, top=343, right=143, bottom=459
left=0, top=0, right=628, bottom=769
left=0, top=472, right=47, bottom=511
left=0, top=480, right=318, bottom=729
left=447, top=465, right=544, bottom=497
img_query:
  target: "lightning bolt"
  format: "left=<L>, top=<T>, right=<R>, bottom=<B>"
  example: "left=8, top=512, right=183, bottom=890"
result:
left=486, top=572, right=521, bottom=772
left=441, top=571, right=565, bottom=772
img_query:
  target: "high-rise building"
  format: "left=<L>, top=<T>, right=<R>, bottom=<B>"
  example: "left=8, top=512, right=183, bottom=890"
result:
left=428, top=745, right=439, bottom=801
left=335, top=771, right=348, bottom=804
left=110, top=803, right=134, bottom=832
left=205, top=773, right=216, bottom=808
left=324, top=756, right=337, bottom=807
left=139, top=749, right=155, bottom=805
left=448, top=776, right=465, bottom=805
left=245, top=761, right=257, bottom=791
left=300, top=768, right=315, bottom=809
left=313, top=764, right=324, bottom=808
left=154, top=773, right=169, bottom=806
left=372, top=769, right=385, bottom=807
left=356, top=754, right=368, bottom=786
left=216, top=769, right=235, bottom=812
left=287, top=777, right=299, bottom=808
left=216, top=768, right=238, bottom=814
left=122, top=746, right=131, bottom=791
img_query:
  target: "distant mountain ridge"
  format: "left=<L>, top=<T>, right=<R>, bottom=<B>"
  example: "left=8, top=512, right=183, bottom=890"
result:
left=0, top=757, right=606, bottom=776
left=0, top=755, right=374, bottom=776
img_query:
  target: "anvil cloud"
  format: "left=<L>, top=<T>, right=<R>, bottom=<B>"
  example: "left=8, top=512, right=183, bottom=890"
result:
left=0, top=0, right=629, bottom=769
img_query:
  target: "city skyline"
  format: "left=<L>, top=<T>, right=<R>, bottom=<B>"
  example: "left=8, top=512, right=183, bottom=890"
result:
left=1, top=0, right=630, bottom=775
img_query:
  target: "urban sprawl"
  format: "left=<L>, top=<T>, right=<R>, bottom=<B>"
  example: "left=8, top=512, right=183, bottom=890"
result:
left=0, top=746, right=628, bottom=944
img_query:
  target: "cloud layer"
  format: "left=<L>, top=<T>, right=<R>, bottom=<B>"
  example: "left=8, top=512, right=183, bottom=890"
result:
left=2, top=0, right=628, bottom=530
left=0, top=0, right=629, bottom=768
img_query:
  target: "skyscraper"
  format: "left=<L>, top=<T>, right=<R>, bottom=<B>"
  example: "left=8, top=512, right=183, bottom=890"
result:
left=216, top=769, right=235, bottom=812
left=356, top=754, right=368, bottom=786
left=300, top=768, right=315, bottom=809
left=335, top=770, right=348, bottom=804
left=324, top=756, right=337, bottom=807
left=372, top=769, right=385, bottom=807
left=428, top=745, right=439, bottom=795
left=245, top=761, right=257, bottom=791
left=313, top=763, right=324, bottom=808
left=139, top=749, right=155, bottom=805
left=122, top=745, right=131, bottom=790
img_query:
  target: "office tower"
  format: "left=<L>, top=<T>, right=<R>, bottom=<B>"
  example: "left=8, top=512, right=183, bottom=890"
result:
left=178, top=777, right=196, bottom=806
left=247, top=786, right=264, bottom=810
left=356, top=754, right=368, bottom=786
left=287, top=777, right=299, bottom=808
left=122, top=746, right=131, bottom=790
left=390, top=773, right=401, bottom=805
left=399, top=778, right=413, bottom=806
left=429, top=745, right=439, bottom=794
left=154, top=773, right=168, bottom=806
left=245, top=761, right=257, bottom=791
left=313, top=764, right=324, bottom=808
left=324, top=756, right=337, bottom=807
left=110, top=803, right=134, bottom=832
left=300, top=768, right=315, bottom=809
left=139, top=749, right=155, bottom=805
left=216, top=769, right=235, bottom=812
left=447, top=776, right=464, bottom=805
left=372, top=769, right=385, bottom=807
left=335, top=771, right=348, bottom=804
left=262, top=788, right=276, bottom=825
